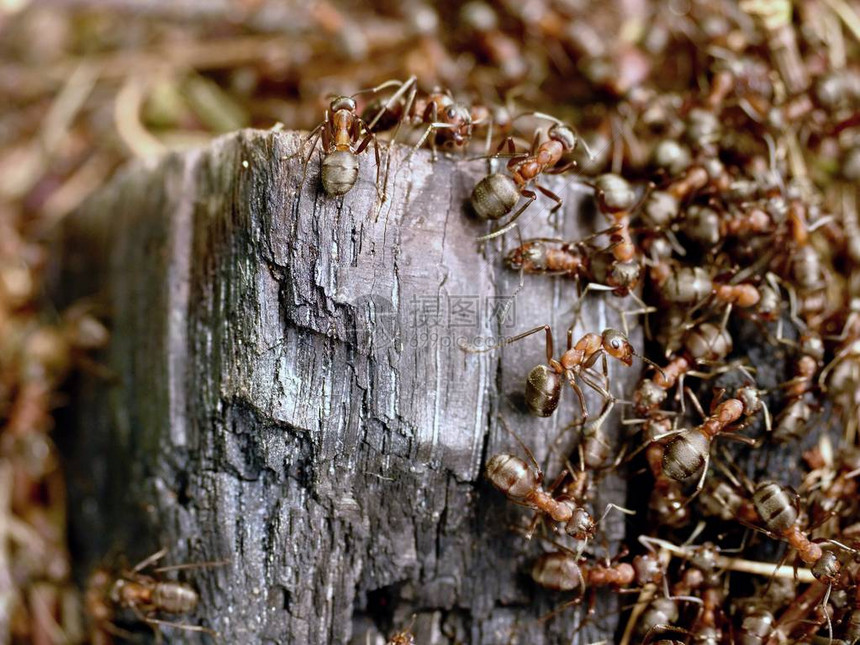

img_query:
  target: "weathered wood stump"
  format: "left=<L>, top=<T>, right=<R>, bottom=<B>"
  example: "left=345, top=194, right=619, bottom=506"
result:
left=52, top=130, right=642, bottom=643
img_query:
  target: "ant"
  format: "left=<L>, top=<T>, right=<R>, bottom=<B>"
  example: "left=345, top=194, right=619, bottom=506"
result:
left=532, top=541, right=664, bottom=635
left=485, top=451, right=577, bottom=526
left=463, top=325, right=651, bottom=420
left=641, top=165, right=710, bottom=227
left=660, top=396, right=759, bottom=495
left=650, top=262, right=762, bottom=310
left=801, top=438, right=860, bottom=522
left=634, top=320, right=734, bottom=416
left=589, top=173, right=642, bottom=295
left=772, top=352, right=819, bottom=444
left=532, top=548, right=661, bottom=594
left=470, top=115, right=590, bottom=239
left=299, top=80, right=404, bottom=197
left=749, top=481, right=847, bottom=578
left=487, top=414, right=632, bottom=546
left=504, top=238, right=589, bottom=279
left=88, top=548, right=226, bottom=641
left=386, top=616, right=416, bottom=645
left=635, top=416, right=693, bottom=528
left=365, top=76, right=489, bottom=159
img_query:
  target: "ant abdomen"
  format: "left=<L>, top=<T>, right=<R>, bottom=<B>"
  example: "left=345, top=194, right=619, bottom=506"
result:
left=525, top=364, right=562, bottom=417
left=485, top=454, right=539, bottom=499
left=637, top=597, right=680, bottom=638
left=772, top=399, right=811, bottom=444
left=531, top=552, right=582, bottom=591
left=752, top=481, right=797, bottom=533
left=662, top=428, right=709, bottom=481
left=471, top=173, right=519, bottom=220
left=684, top=322, right=732, bottom=362
left=660, top=266, right=713, bottom=304
left=321, top=150, right=360, bottom=196
left=152, top=581, right=199, bottom=614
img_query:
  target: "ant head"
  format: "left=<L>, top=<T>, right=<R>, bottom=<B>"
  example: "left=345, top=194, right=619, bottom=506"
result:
left=736, top=385, right=764, bottom=415
left=565, top=506, right=596, bottom=540
left=811, top=547, right=842, bottom=583
left=548, top=124, right=577, bottom=151
left=445, top=103, right=471, bottom=126
left=602, top=328, right=634, bottom=365
left=505, top=241, right=546, bottom=271
left=607, top=259, right=641, bottom=290
left=330, top=96, right=356, bottom=113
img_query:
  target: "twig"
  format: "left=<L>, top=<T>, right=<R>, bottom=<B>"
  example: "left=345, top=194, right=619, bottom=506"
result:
left=643, top=537, right=815, bottom=583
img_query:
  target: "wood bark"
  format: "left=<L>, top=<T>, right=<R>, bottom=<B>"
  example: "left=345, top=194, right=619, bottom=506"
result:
left=52, top=129, right=642, bottom=643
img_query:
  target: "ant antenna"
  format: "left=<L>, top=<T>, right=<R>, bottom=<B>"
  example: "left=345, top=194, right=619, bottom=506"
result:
left=634, top=351, right=666, bottom=380
left=496, top=415, right=541, bottom=474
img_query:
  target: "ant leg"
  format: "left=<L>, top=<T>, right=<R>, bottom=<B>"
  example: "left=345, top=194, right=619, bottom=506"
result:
left=409, top=122, right=456, bottom=160
left=577, top=132, right=599, bottom=163
left=355, top=129, right=383, bottom=200
left=651, top=428, right=687, bottom=443
left=615, top=291, right=657, bottom=338
left=598, top=502, right=637, bottom=523
left=535, top=183, right=563, bottom=210
left=145, top=617, right=218, bottom=638
left=569, top=379, right=590, bottom=424
left=534, top=183, right=564, bottom=230
left=495, top=136, right=518, bottom=155
left=497, top=416, right=544, bottom=481
left=579, top=370, right=615, bottom=405
left=781, top=277, right=808, bottom=333
left=483, top=119, right=494, bottom=159
left=284, top=121, right=323, bottom=162
left=545, top=467, right=571, bottom=495
left=676, top=372, right=686, bottom=415
left=373, top=135, right=384, bottom=201
left=422, top=100, right=440, bottom=160
left=460, top=324, right=555, bottom=363
left=689, top=452, right=710, bottom=502
left=683, top=386, right=706, bottom=420
left=466, top=139, right=524, bottom=164
left=477, top=191, right=536, bottom=241
left=385, top=83, right=418, bottom=151
left=366, top=76, right=416, bottom=130
left=505, top=153, right=528, bottom=172
left=296, top=126, right=324, bottom=195
left=601, top=351, right=610, bottom=391
left=131, top=548, right=169, bottom=574
left=537, top=594, right=586, bottom=624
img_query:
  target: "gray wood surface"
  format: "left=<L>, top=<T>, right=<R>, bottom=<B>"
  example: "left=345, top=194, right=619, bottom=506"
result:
left=53, top=129, right=643, bottom=644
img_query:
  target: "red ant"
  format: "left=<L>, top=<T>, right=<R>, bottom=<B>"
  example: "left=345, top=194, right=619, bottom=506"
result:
left=298, top=80, right=404, bottom=197
left=470, top=114, right=592, bottom=240
left=463, top=325, right=654, bottom=420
